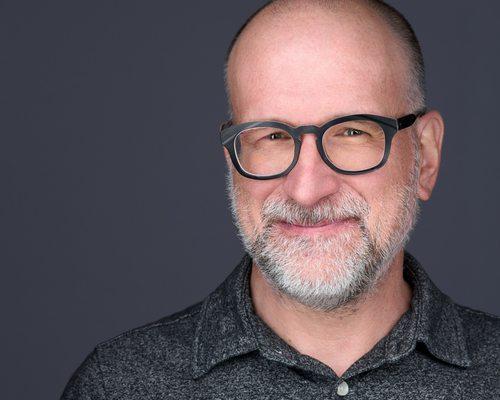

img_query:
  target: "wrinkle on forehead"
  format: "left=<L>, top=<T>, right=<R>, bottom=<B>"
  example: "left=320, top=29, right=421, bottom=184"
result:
left=227, top=2, right=410, bottom=124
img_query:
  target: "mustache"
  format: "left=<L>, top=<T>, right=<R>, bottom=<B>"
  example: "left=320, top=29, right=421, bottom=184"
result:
left=261, top=191, right=370, bottom=227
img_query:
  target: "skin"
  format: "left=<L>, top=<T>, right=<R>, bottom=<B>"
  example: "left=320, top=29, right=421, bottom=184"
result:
left=224, top=2, right=444, bottom=377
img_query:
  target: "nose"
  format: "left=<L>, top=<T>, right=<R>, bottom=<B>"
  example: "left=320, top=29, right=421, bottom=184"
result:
left=282, top=133, right=343, bottom=207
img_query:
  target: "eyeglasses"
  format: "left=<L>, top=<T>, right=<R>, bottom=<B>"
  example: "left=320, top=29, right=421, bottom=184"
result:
left=220, top=111, right=425, bottom=180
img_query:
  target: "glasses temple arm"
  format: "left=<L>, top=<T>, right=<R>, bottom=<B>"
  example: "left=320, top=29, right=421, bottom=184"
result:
left=220, top=120, right=233, bottom=132
left=397, top=108, right=427, bottom=130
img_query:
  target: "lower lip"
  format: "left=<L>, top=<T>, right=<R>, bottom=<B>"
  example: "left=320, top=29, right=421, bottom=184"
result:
left=276, top=218, right=358, bottom=234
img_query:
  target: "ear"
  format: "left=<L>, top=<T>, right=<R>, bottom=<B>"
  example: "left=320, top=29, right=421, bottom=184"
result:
left=223, top=147, right=232, bottom=164
left=416, top=110, right=445, bottom=201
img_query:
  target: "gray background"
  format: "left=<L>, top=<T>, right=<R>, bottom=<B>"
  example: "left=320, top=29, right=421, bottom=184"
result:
left=1, top=1, right=499, bottom=398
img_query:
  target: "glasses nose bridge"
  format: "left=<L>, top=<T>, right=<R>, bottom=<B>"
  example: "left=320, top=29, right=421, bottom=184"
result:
left=291, top=124, right=328, bottom=171
left=294, top=124, right=322, bottom=140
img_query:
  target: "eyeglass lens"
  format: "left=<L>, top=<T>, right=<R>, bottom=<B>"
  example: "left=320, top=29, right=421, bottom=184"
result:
left=234, top=119, right=386, bottom=176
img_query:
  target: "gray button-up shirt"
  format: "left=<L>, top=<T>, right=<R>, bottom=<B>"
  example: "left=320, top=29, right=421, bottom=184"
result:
left=61, top=252, right=500, bottom=399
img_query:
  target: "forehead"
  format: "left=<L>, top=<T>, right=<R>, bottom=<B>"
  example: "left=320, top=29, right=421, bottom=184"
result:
left=227, top=7, right=409, bottom=125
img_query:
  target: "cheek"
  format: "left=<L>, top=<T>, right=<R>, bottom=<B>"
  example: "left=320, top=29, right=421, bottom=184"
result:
left=387, top=133, right=416, bottom=179
left=350, top=173, right=388, bottom=221
left=233, top=172, right=281, bottom=227
left=359, top=138, right=415, bottom=231
left=348, top=158, right=409, bottom=221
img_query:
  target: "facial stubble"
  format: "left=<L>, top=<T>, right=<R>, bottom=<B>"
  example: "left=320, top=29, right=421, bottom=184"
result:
left=226, top=147, right=421, bottom=313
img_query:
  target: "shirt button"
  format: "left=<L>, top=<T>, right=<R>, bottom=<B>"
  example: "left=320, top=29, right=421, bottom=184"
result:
left=337, top=380, right=349, bottom=396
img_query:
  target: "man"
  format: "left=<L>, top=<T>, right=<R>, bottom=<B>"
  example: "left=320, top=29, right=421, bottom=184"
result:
left=61, top=0, right=500, bottom=398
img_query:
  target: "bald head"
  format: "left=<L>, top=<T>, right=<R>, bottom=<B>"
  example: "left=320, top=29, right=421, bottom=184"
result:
left=224, top=0, right=425, bottom=120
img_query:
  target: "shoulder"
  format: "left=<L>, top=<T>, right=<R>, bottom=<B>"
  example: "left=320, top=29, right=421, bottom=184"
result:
left=455, top=302, right=500, bottom=339
left=454, top=302, right=500, bottom=365
left=61, top=301, right=203, bottom=399
left=95, top=300, right=203, bottom=371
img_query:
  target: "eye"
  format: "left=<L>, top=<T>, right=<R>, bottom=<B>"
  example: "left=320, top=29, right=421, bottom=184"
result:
left=344, top=128, right=366, bottom=137
left=267, top=132, right=289, bottom=140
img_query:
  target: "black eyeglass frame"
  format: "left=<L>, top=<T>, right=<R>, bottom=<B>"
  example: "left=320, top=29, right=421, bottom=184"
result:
left=220, top=111, right=426, bottom=180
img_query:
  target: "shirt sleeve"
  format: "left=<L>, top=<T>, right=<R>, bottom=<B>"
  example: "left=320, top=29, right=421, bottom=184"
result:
left=60, top=348, right=107, bottom=400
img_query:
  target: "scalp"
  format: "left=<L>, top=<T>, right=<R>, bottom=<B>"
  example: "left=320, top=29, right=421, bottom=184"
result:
left=225, top=0, right=425, bottom=118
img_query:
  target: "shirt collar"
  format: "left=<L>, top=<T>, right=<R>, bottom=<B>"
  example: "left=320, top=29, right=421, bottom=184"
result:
left=191, top=253, right=258, bottom=379
left=191, top=251, right=471, bottom=379
left=394, top=252, right=471, bottom=368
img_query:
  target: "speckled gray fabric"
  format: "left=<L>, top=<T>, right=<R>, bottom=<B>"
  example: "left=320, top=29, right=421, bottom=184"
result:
left=61, top=251, right=500, bottom=399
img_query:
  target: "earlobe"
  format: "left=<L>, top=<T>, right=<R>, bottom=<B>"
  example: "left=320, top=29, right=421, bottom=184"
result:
left=416, top=110, right=445, bottom=201
left=223, top=147, right=232, bottom=163
left=223, top=147, right=235, bottom=172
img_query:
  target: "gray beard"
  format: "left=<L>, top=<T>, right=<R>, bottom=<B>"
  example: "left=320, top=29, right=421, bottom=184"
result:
left=225, top=147, right=421, bottom=313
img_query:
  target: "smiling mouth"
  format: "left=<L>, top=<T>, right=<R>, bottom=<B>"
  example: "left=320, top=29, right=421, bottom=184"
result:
left=276, top=217, right=358, bottom=233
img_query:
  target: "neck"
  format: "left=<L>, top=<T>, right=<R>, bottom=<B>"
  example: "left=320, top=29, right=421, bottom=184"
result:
left=249, top=250, right=412, bottom=377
